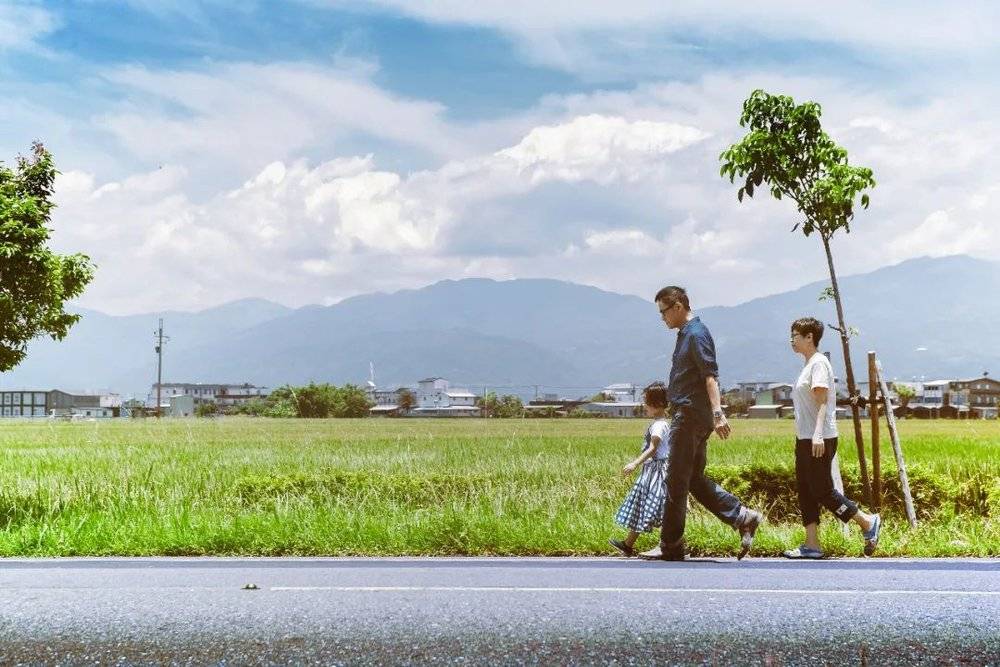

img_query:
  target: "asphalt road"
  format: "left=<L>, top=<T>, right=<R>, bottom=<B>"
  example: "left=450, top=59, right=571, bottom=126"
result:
left=0, top=557, right=998, bottom=665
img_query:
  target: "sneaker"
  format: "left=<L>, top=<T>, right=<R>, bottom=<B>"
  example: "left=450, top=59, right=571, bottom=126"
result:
left=782, top=545, right=825, bottom=559
left=863, top=514, right=882, bottom=557
left=608, top=538, right=635, bottom=557
left=638, top=543, right=685, bottom=561
left=737, top=509, right=763, bottom=560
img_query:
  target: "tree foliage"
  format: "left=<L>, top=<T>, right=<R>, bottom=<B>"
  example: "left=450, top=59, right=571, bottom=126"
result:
left=0, top=143, right=95, bottom=370
left=719, top=90, right=875, bottom=240
left=478, top=392, right=524, bottom=418
left=894, top=384, right=917, bottom=411
left=268, top=383, right=372, bottom=418
left=397, top=388, right=416, bottom=413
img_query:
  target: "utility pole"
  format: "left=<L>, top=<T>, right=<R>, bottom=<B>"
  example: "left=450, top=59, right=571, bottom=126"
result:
left=154, top=318, right=169, bottom=418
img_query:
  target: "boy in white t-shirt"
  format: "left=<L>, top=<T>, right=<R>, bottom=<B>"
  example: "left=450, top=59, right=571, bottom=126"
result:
left=784, top=317, right=883, bottom=559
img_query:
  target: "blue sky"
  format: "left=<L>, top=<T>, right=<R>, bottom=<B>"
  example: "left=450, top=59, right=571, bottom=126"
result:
left=2, top=1, right=999, bottom=313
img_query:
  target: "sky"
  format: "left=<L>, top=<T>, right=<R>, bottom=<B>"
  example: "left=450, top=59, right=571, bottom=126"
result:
left=2, top=1, right=999, bottom=314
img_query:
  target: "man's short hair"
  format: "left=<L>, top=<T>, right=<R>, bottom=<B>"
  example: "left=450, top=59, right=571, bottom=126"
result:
left=791, top=317, right=825, bottom=345
left=654, top=285, right=690, bottom=310
left=643, top=381, right=669, bottom=408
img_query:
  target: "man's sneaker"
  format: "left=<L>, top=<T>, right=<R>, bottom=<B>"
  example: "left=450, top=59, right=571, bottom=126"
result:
left=782, top=545, right=825, bottom=559
left=737, top=509, right=763, bottom=560
left=638, top=543, right=685, bottom=561
left=863, top=514, right=882, bottom=556
left=608, top=538, right=635, bottom=557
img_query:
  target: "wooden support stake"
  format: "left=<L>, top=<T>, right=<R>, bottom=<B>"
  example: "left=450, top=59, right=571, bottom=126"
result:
left=875, top=358, right=917, bottom=528
left=867, top=352, right=882, bottom=511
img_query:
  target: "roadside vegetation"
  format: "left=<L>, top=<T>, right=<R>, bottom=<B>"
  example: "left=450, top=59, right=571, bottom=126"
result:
left=0, top=419, right=995, bottom=557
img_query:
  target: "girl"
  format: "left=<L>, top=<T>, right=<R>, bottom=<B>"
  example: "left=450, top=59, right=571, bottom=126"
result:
left=609, top=382, right=670, bottom=556
left=783, top=317, right=883, bottom=558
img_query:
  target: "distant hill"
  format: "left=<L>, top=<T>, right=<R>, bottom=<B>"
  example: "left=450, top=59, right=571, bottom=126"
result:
left=3, top=255, right=997, bottom=397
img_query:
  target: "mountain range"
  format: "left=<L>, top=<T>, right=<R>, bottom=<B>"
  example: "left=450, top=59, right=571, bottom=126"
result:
left=3, top=255, right=997, bottom=398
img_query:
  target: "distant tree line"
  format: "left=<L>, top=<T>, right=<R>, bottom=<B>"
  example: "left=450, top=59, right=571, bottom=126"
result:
left=198, top=383, right=372, bottom=418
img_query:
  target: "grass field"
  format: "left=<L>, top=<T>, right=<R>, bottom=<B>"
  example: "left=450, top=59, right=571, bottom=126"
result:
left=0, top=418, right=996, bottom=557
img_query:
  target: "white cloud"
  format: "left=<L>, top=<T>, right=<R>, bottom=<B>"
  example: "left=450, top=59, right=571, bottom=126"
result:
left=52, top=114, right=708, bottom=312
left=0, top=3, right=57, bottom=51
left=328, top=1, right=1000, bottom=76
left=497, top=114, right=707, bottom=185
left=95, top=61, right=462, bottom=188
left=44, top=63, right=1000, bottom=315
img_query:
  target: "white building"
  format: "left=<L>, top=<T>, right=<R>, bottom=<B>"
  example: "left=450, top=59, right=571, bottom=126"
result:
left=602, top=383, right=638, bottom=402
left=579, top=401, right=642, bottom=418
left=147, top=383, right=268, bottom=408
left=411, top=377, right=480, bottom=417
left=367, top=387, right=413, bottom=416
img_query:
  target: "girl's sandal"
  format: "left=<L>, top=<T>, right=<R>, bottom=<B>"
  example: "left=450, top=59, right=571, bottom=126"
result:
left=609, top=538, right=635, bottom=557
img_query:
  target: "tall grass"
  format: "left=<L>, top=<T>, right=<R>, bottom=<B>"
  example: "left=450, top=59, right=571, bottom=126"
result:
left=0, top=418, right=995, bottom=557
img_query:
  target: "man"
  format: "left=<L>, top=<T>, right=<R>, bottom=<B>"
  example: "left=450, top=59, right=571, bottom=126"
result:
left=640, top=286, right=763, bottom=561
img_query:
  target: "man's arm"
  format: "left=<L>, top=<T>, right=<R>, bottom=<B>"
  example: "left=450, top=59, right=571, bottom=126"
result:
left=705, top=375, right=731, bottom=439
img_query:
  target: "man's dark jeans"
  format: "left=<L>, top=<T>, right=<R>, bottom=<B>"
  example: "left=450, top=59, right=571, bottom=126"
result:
left=795, top=437, right=858, bottom=526
left=659, top=410, right=745, bottom=549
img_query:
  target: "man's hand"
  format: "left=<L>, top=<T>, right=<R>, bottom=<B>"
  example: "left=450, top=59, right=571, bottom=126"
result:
left=714, top=413, right=731, bottom=440
left=622, top=462, right=637, bottom=477
left=811, top=436, right=825, bottom=457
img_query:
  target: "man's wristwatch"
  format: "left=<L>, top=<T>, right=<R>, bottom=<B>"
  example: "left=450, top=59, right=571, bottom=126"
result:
left=713, top=409, right=724, bottom=420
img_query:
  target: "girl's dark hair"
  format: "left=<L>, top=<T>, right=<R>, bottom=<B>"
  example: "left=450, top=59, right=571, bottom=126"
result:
left=791, top=317, right=824, bottom=345
left=643, top=381, right=669, bottom=408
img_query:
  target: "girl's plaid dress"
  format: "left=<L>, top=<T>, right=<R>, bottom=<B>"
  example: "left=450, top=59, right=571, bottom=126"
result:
left=614, top=419, right=669, bottom=533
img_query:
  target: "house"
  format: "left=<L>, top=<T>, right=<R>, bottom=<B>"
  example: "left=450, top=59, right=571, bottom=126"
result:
left=753, top=383, right=793, bottom=407
left=367, top=387, right=413, bottom=417
left=747, top=403, right=784, bottom=419
left=410, top=378, right=481, bottom=417
left=0, top=389, right=116, bottom=419
left=168, top=395, right=195, bottom=417
left=951, top=375, right=1000, bottom=419
left=601, top=383, right=638, bottom=402
left=733, top=381, right=778, bottom=403
left=578, top=401, right=643, bottom=418
left=146, top=383, right=268, bottom=408
left=903, top=380, right=968, bottom=419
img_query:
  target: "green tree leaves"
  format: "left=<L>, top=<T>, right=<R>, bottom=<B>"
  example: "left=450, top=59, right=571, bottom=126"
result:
left=267, top=383, right=373, bottom=418
left=719, top=89, right=875, bottom=241
left=0, top=143, right=95, bottom=371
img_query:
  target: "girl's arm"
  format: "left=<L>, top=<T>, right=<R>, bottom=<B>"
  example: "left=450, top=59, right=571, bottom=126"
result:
left=811, top=386, right=828, bottom=457
left=622, top=436, right=660, bottom=476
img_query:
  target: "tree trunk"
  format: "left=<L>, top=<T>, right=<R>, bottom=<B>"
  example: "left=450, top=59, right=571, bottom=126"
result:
left=821, top=235, right=873, bottom=506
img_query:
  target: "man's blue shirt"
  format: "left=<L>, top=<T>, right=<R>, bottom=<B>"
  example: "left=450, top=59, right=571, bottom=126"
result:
left=667, top=316, right=719, bottom=425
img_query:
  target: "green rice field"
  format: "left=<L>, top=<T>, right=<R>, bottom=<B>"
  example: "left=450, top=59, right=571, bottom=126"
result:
left=0, top=418, right=996, bottom=557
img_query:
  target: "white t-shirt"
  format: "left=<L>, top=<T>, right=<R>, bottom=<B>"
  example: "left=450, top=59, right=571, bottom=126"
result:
left=792, top=353, right=838, bottom=440
left=646, top=418, right=670, bottom=460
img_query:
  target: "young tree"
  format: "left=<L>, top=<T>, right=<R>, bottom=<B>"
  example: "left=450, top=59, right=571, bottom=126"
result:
left=720, top=90, right=876, bottom=503
left=0, top=143, right=95, bottom=370
left=893, top=384, right=916, bottom=414
left=397, top=388, right=416, bottom=414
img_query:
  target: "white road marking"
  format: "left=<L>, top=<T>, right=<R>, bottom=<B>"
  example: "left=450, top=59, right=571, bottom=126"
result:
left=270, top=585, right=1000, bottom=596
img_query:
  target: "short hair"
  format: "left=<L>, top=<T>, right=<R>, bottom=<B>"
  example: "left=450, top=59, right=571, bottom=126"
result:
left=654, top=286, right=690, bottom=310
left=643, top=381, right=669, bottom=409
left=791, top=317, right=824, bottom=346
